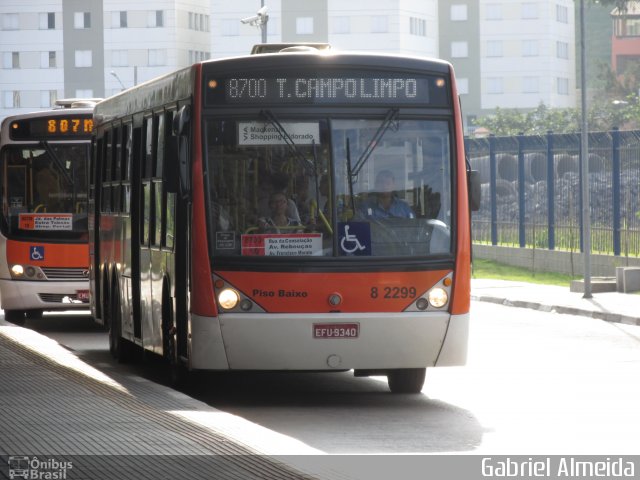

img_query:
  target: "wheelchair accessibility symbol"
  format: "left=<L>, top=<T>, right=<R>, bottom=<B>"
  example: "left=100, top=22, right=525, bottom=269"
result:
left=338, top=222, right=371, bottom=256
left=30, top=246, right=45, bottom=261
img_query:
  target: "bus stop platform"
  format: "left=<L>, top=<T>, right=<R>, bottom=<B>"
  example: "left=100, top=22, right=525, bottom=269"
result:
left=0, top=319, right=334, bottom=480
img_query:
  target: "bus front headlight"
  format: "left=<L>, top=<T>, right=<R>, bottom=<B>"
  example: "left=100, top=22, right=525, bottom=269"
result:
left=218, top=288, right=240, bottom=310
left=10, top=265, right=25, bottom=278
left=427, top=287, right=448, bottom=308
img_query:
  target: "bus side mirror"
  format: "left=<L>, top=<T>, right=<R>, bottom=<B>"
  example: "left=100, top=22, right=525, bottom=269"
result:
left=468, top=169, right=481, bottom=212
left=172, top=105, right=191, bottom=198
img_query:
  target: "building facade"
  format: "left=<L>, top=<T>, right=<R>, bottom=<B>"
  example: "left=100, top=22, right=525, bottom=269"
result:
left=439, top=0, right=576, bottom=132
left=210, top=0, right=438, bottom=59
left=1, top=1, right=577, bottom=128
left=611, top=2, right=640, bottom=74
left=0, top=0, right=210, bottom=120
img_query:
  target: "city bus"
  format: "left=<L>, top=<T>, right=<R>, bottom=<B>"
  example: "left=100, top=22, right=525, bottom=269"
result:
left=90, top=47, right=480, bottom=393
left=0, top=99, right=98, bottom=325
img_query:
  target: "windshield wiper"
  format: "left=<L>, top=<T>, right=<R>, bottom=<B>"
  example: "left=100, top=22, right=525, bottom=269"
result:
left=40, top=141, right=74, bottom=186
left=350, top=108, right=399, bottom=178
left=260, top=110, right=315, bottom=174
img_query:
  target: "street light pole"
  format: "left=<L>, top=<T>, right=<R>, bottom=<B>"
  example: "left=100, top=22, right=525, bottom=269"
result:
left=110, top=70, right=126, bottom=91
left=579, top=0, right=592, bottom=298
left=261, top=0, right=267, bottom=44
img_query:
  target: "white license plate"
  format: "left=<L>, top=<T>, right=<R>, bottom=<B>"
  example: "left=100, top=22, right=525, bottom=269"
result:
left=313, top=323, right=359, bottom=339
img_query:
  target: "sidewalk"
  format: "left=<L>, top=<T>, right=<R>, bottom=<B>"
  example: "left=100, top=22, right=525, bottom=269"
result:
left=0, top=319, right=338, bottom=480
left=471, top=278, right=640, bottom=326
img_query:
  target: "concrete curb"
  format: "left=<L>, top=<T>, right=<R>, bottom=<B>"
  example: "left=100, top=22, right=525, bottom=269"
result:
left=471, top=294, right=640, bottom=327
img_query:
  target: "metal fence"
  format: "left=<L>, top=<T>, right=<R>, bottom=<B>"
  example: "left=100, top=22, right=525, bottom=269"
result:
left=466, top=129, right=640, bottom=257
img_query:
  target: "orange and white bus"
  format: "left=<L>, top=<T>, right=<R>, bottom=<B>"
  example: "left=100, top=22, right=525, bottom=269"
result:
left=0, top=99, right=97, bottom=325
left=90, top=47, right=479, bottom=393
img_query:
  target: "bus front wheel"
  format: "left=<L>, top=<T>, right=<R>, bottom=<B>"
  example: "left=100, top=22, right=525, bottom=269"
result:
left=387, top=368, right=426, bottom=394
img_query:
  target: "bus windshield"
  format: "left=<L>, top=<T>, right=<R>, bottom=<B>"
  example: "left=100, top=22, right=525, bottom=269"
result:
left=0, top=144, right=88, bottom=240
left=206, top=116, right=452, bottom=259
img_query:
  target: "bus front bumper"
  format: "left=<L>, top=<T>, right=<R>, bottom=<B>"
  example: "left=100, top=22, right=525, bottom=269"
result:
left=0, top=279, right=90, bottom=312
left=189, top=311, right=470, bottom=371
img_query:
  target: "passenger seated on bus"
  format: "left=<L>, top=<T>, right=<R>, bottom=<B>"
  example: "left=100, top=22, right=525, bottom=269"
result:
left=258, top=191, right=302, bottom=233
left=257, top=172, right=301, bottom=223
left=361, top=170, right=415, bottom=219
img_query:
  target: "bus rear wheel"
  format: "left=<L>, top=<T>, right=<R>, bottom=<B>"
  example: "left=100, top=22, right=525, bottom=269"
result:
left=4, top=310, right=26, bottom=326
left=387, top=368, right=426, bottom=394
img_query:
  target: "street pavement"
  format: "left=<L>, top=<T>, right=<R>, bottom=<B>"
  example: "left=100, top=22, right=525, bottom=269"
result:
left=0, top=280, right=638, bottom=479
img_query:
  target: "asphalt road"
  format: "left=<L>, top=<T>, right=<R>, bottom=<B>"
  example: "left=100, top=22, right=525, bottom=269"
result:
left=26, top=301, right=640, bottom=455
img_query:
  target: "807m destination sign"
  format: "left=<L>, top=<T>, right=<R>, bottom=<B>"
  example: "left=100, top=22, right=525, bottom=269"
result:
left=206, top=73, right=449, bottom=106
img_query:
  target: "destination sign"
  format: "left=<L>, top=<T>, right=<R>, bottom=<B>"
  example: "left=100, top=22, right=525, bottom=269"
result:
left=10, top=115, right=94, bottom=140
left=205, top=72, right=449, bottom=106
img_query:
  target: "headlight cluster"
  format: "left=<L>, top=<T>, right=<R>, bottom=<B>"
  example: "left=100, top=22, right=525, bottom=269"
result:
left=10, top=264, right=46, bottom=280
left=214, top=277, right=255, bottom=312
left=413, top=274, right=452, bottom=311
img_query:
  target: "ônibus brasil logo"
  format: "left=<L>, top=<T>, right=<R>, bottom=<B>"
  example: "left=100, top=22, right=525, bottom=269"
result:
left=8, top=456, right=73, bottom=479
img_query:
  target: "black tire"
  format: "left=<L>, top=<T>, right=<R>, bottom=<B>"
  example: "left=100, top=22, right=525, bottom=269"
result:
left=162, top=290, right=190, bottom=389
left=25, top=309, right=43, bottom=320
left=4, top=309, right=26, bottom=326
left=387, top=368, right=426, bottom=394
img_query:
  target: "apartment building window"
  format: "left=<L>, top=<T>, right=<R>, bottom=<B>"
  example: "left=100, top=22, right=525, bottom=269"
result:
left=39, top=12, right=55, bottom=29
left=522, top=3, right=538, bottom=19
left=4, top=91, right=20, bottom=108
left=487, top=78, right=503, bottom=94
left=75, top=50, right=92, bottom=68
left=410, top=17, right=426, bottom=36
left=332, top=16, right=350, bottom=34
left=486, top=40, right=503, bottom=57
left=557, top=77, right=569, bottom=95
left=522, top=40, right=538, bottom=57
left=451, top=41, right=469, bottom=58
left=112, top=50, right=128, bottom=67
left=113, top=11, right=127, bottom=28
left=148, top=10, right=164, bottom=27
left=297, top=17, right=314, bottom=35
left=189, top=13, right=209, bottom=31
left=485, top=4, right=502, bottom=20
left=371, top=16, right=388, bottom=33
left=221, top=19, right=239, bottom=36
left=76, top=89, right=94, bottom=98
left=457, top=78, right=469, bottom=95
left=74, top=12, right=91, bottom=29
left=3, top=52, right=20, bottom=69
left=523, top=77, right=539, bottom=93
left=148, top=49, right=167, bottom=66
left=40, top=51, right=56, bottom=68
left=2, top=14, right=19, bottom=30
left=557, top=5, right=568, bottom=24
left=451, top=5, right=468, bottom=21
left=40, top=90, right=57, bottom=108
left=557, top=41, right=569, bottom=59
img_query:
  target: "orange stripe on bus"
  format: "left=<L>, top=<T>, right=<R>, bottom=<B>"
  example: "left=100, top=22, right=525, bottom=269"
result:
left=216, top=270, right=451, bottom=314
left=6, top=240, right=88, bottom=267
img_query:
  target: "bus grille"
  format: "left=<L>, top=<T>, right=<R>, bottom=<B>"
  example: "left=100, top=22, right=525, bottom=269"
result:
left=38, top=293, right=85, bottom=303
left=41, top=267, right=89, bottom=281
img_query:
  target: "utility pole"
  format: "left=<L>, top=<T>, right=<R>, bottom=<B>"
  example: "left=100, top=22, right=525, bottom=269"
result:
left=579, top=0, right=592, bottom=298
